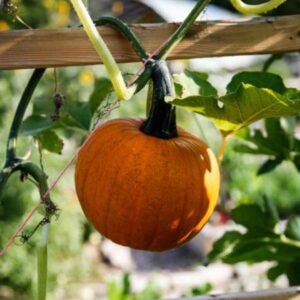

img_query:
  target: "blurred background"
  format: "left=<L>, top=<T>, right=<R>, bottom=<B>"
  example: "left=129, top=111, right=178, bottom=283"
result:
left=0, top=1, right=299, bottom=299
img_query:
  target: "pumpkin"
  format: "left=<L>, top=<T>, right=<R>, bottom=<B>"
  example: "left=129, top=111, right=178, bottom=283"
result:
left=75, top=117, right=220, bottom=251
left=75, top=60, right=220, bottom=251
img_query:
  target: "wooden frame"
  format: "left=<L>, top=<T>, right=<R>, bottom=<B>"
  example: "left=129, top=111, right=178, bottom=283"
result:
left=177, top=287, right=300, bottom=300
left=0, top=15, right=299, bottom=70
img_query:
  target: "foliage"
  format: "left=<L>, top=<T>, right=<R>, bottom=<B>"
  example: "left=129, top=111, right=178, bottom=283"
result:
left=182, top=282, right=213, bottom=297
left=169, top=71, right=300, bottom=137
left=209, top=197, right=300, bottom=285
left=107, top=273, right=162, bottom=300
left=235, top=117, right=300, bottom=175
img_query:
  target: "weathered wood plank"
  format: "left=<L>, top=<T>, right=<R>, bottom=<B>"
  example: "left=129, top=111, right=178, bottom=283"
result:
left=176, top=286, right=300, bottom=300
left=0, top=15, right=299, bottom=70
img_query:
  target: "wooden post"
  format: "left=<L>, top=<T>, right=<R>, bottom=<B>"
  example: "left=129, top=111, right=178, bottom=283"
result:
left=0, top=15, right=299, bottom=70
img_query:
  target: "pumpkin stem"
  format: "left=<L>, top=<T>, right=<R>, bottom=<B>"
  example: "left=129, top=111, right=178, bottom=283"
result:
left=140, top=60, right=178, bottom=139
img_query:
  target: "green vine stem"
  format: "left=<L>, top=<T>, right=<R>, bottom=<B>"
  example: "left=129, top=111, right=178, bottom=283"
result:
left=0, top=68, right=54, bottom=299
left=230, top=0, right=287, bottom=14
left=93, top=17, right=149, bottom=61
left=37, top=223, right=49, bottom=300
left=130, top=0, right=211, bottom=93
left=6, top=68, right=46, bottom=162
left=0, top=69, right=46, bottom=196
left=70, top=0, right=131, bottom=100
left=217, top=135, right=228, bottom=165
left=157, top=0, right=211, bottom=59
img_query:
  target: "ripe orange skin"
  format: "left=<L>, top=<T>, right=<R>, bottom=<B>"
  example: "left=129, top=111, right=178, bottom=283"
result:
left=75, top=118, right=220, bottom=251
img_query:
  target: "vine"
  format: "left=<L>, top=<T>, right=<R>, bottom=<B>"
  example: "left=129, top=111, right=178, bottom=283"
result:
left=231, top=0, right=287, bottom=14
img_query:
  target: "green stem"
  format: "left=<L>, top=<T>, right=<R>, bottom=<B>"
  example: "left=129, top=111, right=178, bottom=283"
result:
left=158, top=0, right=212, bottom=59
left=15, top=162, right=50, bottom=201
left=16, top=161, right=52, bottom=300
left=6, top=69, right=45, bottom=162
left=140, top=60, right=177, bottom=139
left=37, top=223, right=49, bottom=300
left=93, top=17, right=148, bottom=61
left=70, top=0, right=131, bottom=100
left=130, top=0, right=211, bottom=93
left=230, top=0, right=287, bottom=14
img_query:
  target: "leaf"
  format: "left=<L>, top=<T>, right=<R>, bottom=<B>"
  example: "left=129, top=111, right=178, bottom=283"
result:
left=62, top=101, right=92, bottom=131
left=286, top=262, right=300, bottom=285
left=226, top=71, right=286, bottom=94
left=231, top=198, right=279, bottom=234
left=221, top=236, right=299, bottom=264
left=236, top=118, right=291, bottom=157
left=235, top=127, right=279, bottom=156
left=257, top=156, right=284, bottom=175
left=171, top=84, right=300, bottom=136
left=267, top=263, right=287, bottom=281
left=89, top=77, right=114, bottom=114
left=171, top=69, right=218, bottom=99
left=285, top=216, right=300, bottom=241
left=293, top=155, right=300, bottom=172
left=208, top=231, right=243, bottom=261
left=20, top=115, right=54, bottom=136
left=36, top=130, right=64, bottom=154
left=235, top=117, right=300, bottom=173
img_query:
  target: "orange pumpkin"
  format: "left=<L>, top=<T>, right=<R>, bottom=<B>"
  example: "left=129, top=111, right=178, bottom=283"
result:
left=75, top=117, right=220, bottom=251
left=75, top=60, right=220, bottom=251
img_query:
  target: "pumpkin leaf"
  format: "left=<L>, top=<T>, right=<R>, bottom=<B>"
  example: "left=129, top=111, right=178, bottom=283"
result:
left=267, top=263, right=288, bottom=281
left=231, top=197, right=279, bottom=234
left=257, top=156, right=284, bottom=175
left=36, top=130, right=64, bottom=154
left=226, top=71, right=286, bottom=94
left=170, top=83, right=300, bottom=136
left=20, top=115, right=54, bottom=136
left=171, top=69, right=218, bottom=99
left=235, top=117, right=300, bottom=174
left=62, top=101, right=91, bottom=131
left=285, top=216, right=300, bottom=241
left=208, top=231, right=243, bottom=262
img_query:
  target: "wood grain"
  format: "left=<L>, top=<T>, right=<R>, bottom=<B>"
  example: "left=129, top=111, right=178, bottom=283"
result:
left=0, top=15, right=299, bottom=70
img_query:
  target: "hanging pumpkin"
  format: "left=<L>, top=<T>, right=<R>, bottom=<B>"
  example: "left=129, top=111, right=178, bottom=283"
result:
left=75, top=60, right=220, bottom=251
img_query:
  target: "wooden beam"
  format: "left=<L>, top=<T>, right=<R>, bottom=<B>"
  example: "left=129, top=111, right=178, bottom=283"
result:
left=0, top=15, right=299, bottom=70
left=177, top=286, right=300, bottom=300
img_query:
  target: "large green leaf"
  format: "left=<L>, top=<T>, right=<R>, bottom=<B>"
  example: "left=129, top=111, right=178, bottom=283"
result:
left=171, top=84, right=300, bottom=136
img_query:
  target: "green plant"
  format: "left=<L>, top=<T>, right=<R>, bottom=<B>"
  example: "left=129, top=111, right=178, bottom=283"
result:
left=209, top=198, right=300, bottom=285
left=107, top=273, right=161, bottom=300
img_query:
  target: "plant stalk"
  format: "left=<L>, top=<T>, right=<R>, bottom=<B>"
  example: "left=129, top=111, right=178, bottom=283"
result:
left=37, top=223, right=49, bottom=300
left=70, top=0, right=131, bottom=100
left=158, top=0, right=212, bottom=59
left=6, top=68, right=45, bottom=162
left=130, top=0, right=211, bottom=93
left=230, top=0, right=287, bottom=14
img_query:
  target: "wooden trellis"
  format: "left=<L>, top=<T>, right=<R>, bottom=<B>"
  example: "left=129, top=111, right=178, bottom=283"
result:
left=0, top=15, right=299, bottom=70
